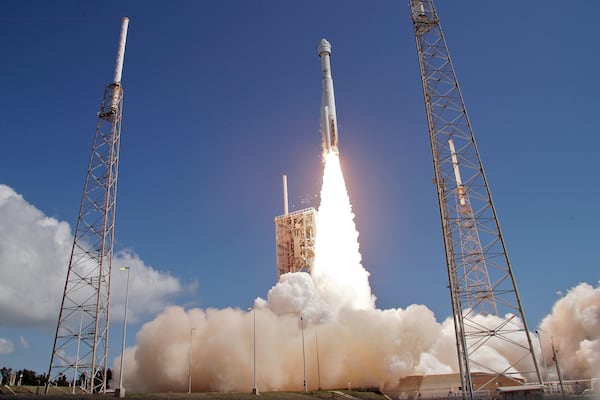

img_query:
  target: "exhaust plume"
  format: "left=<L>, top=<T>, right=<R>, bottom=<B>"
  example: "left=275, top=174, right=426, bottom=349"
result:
left=538, top=282, right=600, bottom=380
left=311, top=152, right=376, bottom=311
left=115, top=154, right=600, bottom=392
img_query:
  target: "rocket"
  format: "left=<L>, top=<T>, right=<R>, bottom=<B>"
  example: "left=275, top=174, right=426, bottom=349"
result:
left=318, top=38, right=339, bottom=156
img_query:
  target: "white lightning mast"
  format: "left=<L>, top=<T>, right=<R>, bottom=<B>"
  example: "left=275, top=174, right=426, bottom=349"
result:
left=409, top=1, right=541, bottom=398
left=47, top=17, right=129, bottom=395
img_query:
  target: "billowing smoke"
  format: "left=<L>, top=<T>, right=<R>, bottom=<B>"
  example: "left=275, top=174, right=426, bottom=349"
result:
left=538, top=282, right=600, bottom=381
left=120, top=287, right=445, bottom=392
left=115, top=155, right=600, bottom=392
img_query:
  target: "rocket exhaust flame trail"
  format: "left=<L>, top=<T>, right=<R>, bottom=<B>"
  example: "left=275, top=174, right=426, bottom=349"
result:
left=312, top=152, right=375, bottom=311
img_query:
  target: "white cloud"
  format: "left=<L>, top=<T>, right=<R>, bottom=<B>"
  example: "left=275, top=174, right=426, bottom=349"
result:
left=19, top=336, right=29, bottom=350
left=110, top=250, right=194, bottom=324
left=0, top=184, right=192, bottom=328
left=0, top=338, right=14, bottom=354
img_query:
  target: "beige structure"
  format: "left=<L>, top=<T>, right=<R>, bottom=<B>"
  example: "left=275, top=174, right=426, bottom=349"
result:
left=386, top=373, right=528, bottom=400
left=275, top=207, right=316, bottom=277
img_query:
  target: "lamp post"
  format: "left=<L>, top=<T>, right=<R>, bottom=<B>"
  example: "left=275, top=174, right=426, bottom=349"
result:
left=300, top=315, right=307, bottom=392
left=188, top=328, right=196, bottom=394
left=248, top=307, right=259, bottom=395
left=551, top=336, right=566, bottom=400
left=315, top=327, right=321, bottom=390
left=117, top=266, right=130, bottom=398
left=535, top=330, right=550, bottom=384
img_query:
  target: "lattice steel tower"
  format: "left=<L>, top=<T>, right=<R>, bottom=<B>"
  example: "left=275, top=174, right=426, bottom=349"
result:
left=408, top=1, right=541, bottom=398
left=47, top=17, right=129, bottom=395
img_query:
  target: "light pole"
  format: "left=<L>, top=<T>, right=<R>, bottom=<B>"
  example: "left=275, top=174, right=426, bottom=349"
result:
left=535, top=330, right=550, bottom=384
left=300, top=315, right=307, bottom=392
left=188, top=328, right=196, bottom=394
left=315, top=327, right=321, bottom=391
left=117, top=266, right=130, bottom=398
left=248, top=307, right=259, bottom=395
left=551, top=336, right=566, bottom=400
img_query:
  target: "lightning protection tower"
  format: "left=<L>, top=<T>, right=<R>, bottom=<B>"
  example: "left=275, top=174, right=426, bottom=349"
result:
left=47, top=17, right=129, bottom=395
left=408, top=1, right=542, bottom=398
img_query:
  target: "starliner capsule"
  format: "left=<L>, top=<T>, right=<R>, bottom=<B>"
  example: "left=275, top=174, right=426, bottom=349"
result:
left=318, top=38, right=339, bottom=156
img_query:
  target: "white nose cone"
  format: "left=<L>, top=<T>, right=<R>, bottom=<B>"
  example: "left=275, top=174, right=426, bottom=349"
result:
left=318, top=38, right=331, bottom=56
left=318, top=38, right=338, bottom=156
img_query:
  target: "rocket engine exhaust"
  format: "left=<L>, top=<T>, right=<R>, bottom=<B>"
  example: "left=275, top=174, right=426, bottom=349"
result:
left=319, top=39, right=339, bottom=157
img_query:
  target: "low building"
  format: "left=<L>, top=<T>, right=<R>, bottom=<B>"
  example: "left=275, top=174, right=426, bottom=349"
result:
left=385, top=373, right=529, bottom=400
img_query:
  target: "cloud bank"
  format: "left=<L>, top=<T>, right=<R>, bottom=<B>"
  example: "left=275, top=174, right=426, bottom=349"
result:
left=0, top=184, right=191, bottom=338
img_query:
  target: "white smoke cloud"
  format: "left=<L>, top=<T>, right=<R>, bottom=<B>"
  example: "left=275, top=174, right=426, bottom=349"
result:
left=114, top=155, right=454, bottom=392
left=0, top=183, right=191, bottom=328
left=117, top=298, right=449, bottom=393
left=118, top=279, right=600, bottom=393
left=113, top=153, right=600, bottom=393
left=539, top=281, right=600, bottom=380
left=0, top=338, right=14, bottom=354
left=265, top=272, right=334, bottom=324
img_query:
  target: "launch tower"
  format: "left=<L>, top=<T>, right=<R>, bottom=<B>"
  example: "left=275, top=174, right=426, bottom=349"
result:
left=46, top=17, right=129, bottom=394
left=409, top=1, right=542, bottom=398
left=275, top=175, right=316, bottom=277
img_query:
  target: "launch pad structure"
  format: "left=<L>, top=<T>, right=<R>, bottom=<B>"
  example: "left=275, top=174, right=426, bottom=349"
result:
left=274, top=37, right=343, bottom=278
left=275, top=175, right=317, bottom=277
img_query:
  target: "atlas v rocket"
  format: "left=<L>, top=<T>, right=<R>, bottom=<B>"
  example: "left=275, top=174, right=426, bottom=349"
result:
left=318, top=38, right=339, bottom=156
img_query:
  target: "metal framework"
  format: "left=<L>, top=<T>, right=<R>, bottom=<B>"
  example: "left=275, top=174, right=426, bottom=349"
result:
left=47, top=18, right=128, bottom=394
left=448, top=139, right=497, bottom=316
left=275, top=208, right=317, bottom=277
left=47, top=81, right=123, bottom=395
left=408, top=1, right=542, bottom=398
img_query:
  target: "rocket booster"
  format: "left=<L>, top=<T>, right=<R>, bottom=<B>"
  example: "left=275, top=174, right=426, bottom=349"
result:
left=318, top=38, right=339, bottom=156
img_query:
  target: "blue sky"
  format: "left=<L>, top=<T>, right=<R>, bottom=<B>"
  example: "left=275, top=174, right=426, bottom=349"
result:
left=1, top=1, right=598, bottom=375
